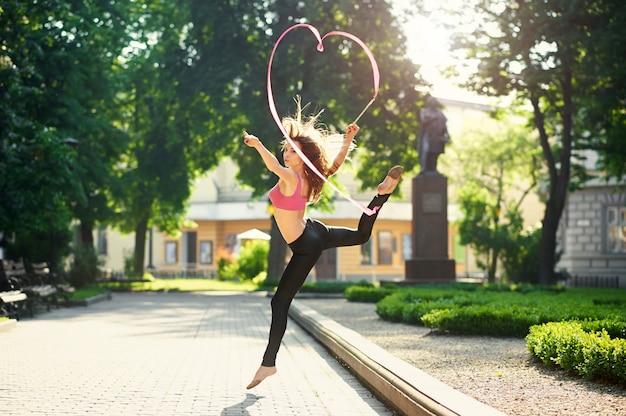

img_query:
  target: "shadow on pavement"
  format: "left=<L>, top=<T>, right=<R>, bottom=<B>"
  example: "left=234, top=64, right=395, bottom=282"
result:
left=221, top=393, right=264, bottom=415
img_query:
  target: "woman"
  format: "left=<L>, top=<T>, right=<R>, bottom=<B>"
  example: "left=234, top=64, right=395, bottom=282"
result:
left=243, top=101, right=403, bottom=389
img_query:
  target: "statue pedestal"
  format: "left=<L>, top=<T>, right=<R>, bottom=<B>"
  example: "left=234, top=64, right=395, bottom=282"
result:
left=404, top=172, right=455, bottom=283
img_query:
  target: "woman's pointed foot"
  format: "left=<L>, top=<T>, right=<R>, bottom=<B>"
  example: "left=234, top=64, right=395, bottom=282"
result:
left=377, top=166, right=404, bottom=195
left=246, top=365, right=277, bottom=389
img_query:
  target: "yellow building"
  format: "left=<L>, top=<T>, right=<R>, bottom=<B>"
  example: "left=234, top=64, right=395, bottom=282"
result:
left=97, top=97, right=543, bottom=282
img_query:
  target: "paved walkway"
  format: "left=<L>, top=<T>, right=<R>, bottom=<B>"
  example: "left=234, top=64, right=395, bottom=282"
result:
left=1, top=292, right=395, bottom=416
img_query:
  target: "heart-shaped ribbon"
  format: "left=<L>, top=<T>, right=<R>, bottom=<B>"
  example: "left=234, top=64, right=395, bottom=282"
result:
left=267, top=23, right=380, bottom=215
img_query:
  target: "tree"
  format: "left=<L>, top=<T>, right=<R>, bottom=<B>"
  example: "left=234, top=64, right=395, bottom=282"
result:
left=577, top=3, right=626, bottom=180
left=115, top=0, right=249, bottom=276
left=229, top=0, right=428, bottom=280
left=1, top=1, right=139, bottom=279
left=0, top=1, right=85, bottom=269
left=450, top=0, right=626, bottom=283
left=447, top=123, right=541, bottom=282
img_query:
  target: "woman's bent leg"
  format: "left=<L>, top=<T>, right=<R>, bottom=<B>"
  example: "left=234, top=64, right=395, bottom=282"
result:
left=323, top=193, right=391, bottom=249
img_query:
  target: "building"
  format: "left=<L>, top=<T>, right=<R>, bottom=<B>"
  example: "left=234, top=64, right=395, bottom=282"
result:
left=96, top=97, right=545, bottom=282
left=556, top=151, right=626, bottom=288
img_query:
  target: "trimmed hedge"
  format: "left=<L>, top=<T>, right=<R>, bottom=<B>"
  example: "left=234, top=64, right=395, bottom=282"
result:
left=368, top=284, right=626, bottom=385
left=300, top=281, right=373, bottom=294
left=526, top=320, right=626, bottom=384
left=344, top=285, right=395, bottom=303
left=421, top=305, right=542, bottom=337
left=372, top=285, right=625, bottom=337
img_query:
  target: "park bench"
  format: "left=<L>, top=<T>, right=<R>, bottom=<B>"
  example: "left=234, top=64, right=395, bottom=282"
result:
left=2, top=259, right=57, bottom=316
left=0, top=262, right=28, bottom=320
left=30, top=262, right=75, bottom=304
left=0, top=290, right=28, bottom=320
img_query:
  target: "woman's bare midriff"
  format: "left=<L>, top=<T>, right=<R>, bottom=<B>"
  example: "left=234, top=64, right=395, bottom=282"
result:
left=272, top=208, right=307, bottom=244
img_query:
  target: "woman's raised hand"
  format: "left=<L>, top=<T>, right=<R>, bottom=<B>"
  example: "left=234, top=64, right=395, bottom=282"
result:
left=243, top=131, right=260, bottom=147
left=345, top=123, right=360, bottom=140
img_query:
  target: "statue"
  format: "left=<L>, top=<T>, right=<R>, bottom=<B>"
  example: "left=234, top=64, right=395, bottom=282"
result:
left=418, top=96, right=450, bottom=173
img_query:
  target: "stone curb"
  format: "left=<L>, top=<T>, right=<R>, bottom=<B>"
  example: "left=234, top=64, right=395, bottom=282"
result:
left=68, top=291, right=112, bottom=307
left=289, top=300, right=508, bottom=416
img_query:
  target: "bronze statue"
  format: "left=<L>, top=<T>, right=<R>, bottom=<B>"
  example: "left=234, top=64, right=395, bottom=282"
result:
left=418, top=96, right=450, bottom=173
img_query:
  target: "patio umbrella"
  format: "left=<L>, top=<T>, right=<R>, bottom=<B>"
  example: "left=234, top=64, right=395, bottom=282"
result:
left=236, top=228, right=271, bottom=241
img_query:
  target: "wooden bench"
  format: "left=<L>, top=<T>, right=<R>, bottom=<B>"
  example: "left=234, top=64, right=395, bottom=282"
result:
left=0, top=290, right=28, bottom=320
left=31, top=262, right=75, bottom=304
left=1, top=262, right=28, bottom=319
left=2, top=259, right=58, bottom=316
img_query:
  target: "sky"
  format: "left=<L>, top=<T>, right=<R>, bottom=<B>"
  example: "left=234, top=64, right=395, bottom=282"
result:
left=392, top=0, right=489, bottom=103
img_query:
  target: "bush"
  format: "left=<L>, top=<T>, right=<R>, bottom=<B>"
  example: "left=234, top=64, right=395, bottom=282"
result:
left=372, top=283, right=626, bottom=385
left=421, top=304, right=542, bottom=337
left=300, top=280, right=372, bottom=294
left=216, top=248, right=237, bottom=280
left=68, top=245, right=102, bottom=289
left=376, top=285, right=625, bottom=336
left=526, top=320, right=626, bottom=384
left=236, top=240, right=269, bottom=280
left=344, top=285, right=394, bottom=302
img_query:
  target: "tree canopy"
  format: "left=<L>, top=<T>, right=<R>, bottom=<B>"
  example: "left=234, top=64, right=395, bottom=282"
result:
left=446, top=121, right=542, bottom=282
left=449, top=0, right=626, bottom=283
left=1, top=0, right=431, bottom=276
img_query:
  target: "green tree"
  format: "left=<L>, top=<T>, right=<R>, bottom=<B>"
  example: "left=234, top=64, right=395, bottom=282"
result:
left=0, top=1, right=85, bottom=269
left=229, top=0, right=428, bottom=280
left=1, top=1, right=137, bottom=277
left=115, top=0, right=246, bottom=276
left=450, top=0, right=626, bottom=283
left=448, top=123, right=541, bottom=282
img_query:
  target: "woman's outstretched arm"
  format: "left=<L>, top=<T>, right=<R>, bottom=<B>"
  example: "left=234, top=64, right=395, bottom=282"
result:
left=243, top=131, right=295, bottom=183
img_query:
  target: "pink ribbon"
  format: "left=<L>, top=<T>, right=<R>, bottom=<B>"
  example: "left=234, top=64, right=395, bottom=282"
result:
left=267, top=23, right=380, bottom=216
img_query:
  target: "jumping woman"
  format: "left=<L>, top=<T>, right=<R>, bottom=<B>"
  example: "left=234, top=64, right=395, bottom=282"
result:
left=243, top=99, right=403, bottom=389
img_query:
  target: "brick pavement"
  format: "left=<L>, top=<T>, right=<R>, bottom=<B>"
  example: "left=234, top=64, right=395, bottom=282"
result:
left=0, top=292, right=395, bottom=416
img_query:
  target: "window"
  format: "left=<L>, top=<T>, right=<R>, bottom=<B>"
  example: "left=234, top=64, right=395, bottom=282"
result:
left=377, top=231, right=393, bottom=265
left=200, top=241, right=213, bottom=264
left=97, top=227, right=108, bottom=256
left=360, top=240, right=373, bottom=265
left=607, top=206, right=626, bottom=253
left=402, top=233, right=412, bottom=261
left=165, top=241, right=178, bottom=264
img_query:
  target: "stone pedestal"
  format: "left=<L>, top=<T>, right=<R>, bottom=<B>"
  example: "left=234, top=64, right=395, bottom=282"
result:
left=404, top=172, right=455, bottom=283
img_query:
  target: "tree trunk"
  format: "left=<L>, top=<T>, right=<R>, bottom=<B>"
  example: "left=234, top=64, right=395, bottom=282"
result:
left=488, top=249, right=499, bottom=283
left=79, top=220, right=95, bottom=247
left=133, top=216, right=148, bottom=278
left=267, top=215, right=286, bottom=284
left=538, top=201, right=559, bottom=284
left=533, top=68, right=573, bottom=285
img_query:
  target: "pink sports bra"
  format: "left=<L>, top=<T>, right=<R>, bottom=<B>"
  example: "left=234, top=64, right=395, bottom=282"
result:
left=269, top=174, right=307, bottom=211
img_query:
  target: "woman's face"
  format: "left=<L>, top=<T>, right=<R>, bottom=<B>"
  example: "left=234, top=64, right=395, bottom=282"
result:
left=283, top=140, right=303, bottom=169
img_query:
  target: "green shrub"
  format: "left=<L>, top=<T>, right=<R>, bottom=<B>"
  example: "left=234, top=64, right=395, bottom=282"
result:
left=421, top=304, right=540, bottom=337
left=376, top=294, right=406, bottom=322
left=217, top=256, right=237, bottom=280
left=344, top=285, right=394, bottom=302
left=301, top=280, right=372, bottom=294
left=68, top=245, right=103, bottom=289
left=377, top=285, right=626, bottom=337
left=237, top=240, right=269, bottom=280
left=526, top=320, right=626, bottom=384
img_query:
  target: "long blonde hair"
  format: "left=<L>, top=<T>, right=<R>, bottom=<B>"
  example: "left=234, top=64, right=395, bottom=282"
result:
left=281, top=97, right=355, bottom=203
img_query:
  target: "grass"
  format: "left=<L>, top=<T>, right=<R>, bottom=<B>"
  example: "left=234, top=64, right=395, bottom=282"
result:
left=95, top=278, right=267, bottom=294
left=71, top=285, right=111, bottom=301
left=77, top=278, right=375, bottom=299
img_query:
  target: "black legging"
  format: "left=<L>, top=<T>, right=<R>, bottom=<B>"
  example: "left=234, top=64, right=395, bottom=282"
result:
left=261, top=193, right=390, bottom=367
